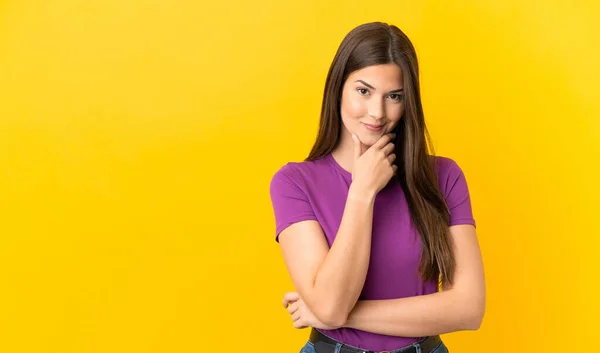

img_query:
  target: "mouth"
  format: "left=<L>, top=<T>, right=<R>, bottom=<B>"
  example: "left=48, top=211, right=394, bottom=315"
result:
left=362, top=123, right=385, bottom=132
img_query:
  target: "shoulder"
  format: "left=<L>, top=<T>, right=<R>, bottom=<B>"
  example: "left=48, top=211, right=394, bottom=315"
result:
left=270, top=157, right=329, bottom=189
left=431, top=155, right=465, bottom=177
left=432, top=154, right=459, bottom=171
left=430, top=155, right=469, bottom=195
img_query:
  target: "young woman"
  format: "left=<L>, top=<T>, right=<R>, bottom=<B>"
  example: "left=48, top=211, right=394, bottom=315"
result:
left=269, top=22, right=485, bottom=353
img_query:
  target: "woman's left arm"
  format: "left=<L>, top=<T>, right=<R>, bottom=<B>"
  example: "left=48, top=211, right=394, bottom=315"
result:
left=344, top=224, right=486, bottom=337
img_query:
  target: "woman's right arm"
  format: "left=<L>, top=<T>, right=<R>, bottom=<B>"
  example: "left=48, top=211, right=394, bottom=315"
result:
left=276, top=133, right=397, bottom=327
left=278, top=184, right=376, bottom=327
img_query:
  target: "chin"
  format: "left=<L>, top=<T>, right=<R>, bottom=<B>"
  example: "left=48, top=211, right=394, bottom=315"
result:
left=357, top=133, right=381, bottom=147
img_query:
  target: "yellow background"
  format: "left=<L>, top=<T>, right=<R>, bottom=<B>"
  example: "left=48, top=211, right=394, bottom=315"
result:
left=1, top=0, right=599, bottom=352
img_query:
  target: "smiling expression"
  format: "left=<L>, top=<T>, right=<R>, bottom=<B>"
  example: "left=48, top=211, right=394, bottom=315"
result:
left=339, top=63, right=405, bottom=146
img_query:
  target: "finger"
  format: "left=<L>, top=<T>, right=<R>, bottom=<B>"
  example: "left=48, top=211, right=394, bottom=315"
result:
left=382, top=142, right=395, bottom=155
left=392, top=164, right=398, bottom=175
left=293, top=320, right=306, bottom=329
left=387, top=153, right=396, bottom=164
left=352, top=134, right=363, bottom=160
left=287, top=301, right=299, bottom=314
left=282, top=292, right=300, bottom=308
left=373, top=133, right=396, bottom=150
left=292, top=311, right=301, bottom=321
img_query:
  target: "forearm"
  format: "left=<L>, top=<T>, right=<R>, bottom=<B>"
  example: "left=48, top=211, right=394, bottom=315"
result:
left=344, top=290, right=483, bottom=337
left=312, top=184, right=375, bottom=325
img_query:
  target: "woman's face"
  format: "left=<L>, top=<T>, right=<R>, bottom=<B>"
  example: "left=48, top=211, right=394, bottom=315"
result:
left=339, top=63, right=405, bottom=147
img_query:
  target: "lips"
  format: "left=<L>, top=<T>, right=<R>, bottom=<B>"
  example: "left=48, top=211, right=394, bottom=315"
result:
left=363, top=123, right=384, bottom=131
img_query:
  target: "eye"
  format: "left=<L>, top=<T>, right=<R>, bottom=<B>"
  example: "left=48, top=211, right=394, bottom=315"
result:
left=357, top=88, right=369, bottom=95
left=389, top=94, right=403, bottom=101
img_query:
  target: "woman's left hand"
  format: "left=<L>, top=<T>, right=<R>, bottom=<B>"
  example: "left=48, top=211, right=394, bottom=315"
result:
left=282, top=292, right=342, bottom=330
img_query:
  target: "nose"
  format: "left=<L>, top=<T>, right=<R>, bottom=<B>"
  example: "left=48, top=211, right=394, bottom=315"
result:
left=368, top=97, right=386, bottom=120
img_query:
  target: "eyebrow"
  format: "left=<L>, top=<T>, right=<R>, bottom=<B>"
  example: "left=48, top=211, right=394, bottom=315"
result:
left=355, top=80, right=404, bottom=93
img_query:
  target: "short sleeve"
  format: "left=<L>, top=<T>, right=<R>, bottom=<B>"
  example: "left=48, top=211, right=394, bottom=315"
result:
left=269, top=164, right=317, bottom=242
left=442, top=160, right=476, bottom=228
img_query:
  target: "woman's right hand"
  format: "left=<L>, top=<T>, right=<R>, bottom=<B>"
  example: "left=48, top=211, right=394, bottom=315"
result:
left=351, top=132, right=397, bottom=196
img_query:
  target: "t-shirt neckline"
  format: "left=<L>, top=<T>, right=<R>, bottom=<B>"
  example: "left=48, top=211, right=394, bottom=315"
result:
left=326, top=153, right=352, bottom=180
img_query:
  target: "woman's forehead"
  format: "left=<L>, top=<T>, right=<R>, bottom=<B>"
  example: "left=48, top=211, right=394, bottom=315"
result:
left=346, top=64, right=403, bottom=87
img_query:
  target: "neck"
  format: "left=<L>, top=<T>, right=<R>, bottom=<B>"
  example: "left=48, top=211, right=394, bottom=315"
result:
left=331, top=128, right=364, bottom=174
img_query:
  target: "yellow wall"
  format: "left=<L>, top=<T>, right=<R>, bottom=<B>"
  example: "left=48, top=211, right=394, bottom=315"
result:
left=1, top=1, right=598, bottom=352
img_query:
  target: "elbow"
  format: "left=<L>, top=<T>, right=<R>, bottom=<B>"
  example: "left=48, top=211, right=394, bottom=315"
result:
left=464, top=299, right=486, bottom=331
left=305, top=285, right=354, bottom=328
left=465, top=312, right=483, bottom=331
left=313, top=301, right=350, bottom=328
left=324, top=311, right=349, bottom=328
left=318, top=314, right=347, bottom=328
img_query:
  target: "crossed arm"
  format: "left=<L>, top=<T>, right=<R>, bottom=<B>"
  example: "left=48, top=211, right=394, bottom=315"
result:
left=343, top=224, right=486, bottom=336
left=281, top=223, right=485, bottom=337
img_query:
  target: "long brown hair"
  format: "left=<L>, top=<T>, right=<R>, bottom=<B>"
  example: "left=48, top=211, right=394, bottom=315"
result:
left=307, top=22, right=455, bottom=287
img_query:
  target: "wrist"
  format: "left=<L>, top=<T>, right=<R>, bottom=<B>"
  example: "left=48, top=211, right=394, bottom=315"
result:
left=348, top=183, right=376, bottom=203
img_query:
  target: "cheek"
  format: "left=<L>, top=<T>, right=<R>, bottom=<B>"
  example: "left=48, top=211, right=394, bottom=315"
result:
left=386, top=105, right=404, bottom=129
left=389, top=104, right=404, bottom=121
left=341, top=96, right=365, bottom=118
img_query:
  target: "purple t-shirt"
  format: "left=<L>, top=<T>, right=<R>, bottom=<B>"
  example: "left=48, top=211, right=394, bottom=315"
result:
left=269, top=153, right=476, bottom=351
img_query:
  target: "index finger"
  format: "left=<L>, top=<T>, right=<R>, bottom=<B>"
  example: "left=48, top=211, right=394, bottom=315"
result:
left=372, top=133, right=396, bottom=150
left=282, top=292, right=299, bottom=308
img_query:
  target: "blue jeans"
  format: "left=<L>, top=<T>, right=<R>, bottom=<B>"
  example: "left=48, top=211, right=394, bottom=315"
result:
left=299, top=339, right=449, bottom=353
